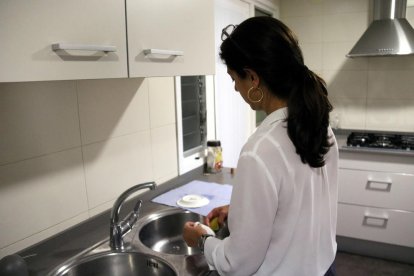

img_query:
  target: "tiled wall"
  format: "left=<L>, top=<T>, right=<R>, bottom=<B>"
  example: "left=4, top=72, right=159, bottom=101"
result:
left=281, top=0, right=414, bottom=132
left=0, top=77, right=178, bottom=257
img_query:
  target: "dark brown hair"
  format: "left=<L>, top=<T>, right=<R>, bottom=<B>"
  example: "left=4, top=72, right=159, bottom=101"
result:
left=220, top=17, right=333, bottom=168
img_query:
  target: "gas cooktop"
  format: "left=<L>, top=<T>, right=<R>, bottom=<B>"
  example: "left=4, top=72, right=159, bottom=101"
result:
left=346, top=132, right=414, bottom=151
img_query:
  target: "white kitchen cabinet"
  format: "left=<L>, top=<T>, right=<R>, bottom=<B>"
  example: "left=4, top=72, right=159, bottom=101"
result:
left=338, top=203, right=414, bottom=247
left=0, top=0, right=128, bottom=82
left=339, top=169, right=414, bottom=212
left=1, top=0, right=215, bottom=82
left=126, top=0, right=215, bottom=77
left=337, top=150, right=414, bottom=247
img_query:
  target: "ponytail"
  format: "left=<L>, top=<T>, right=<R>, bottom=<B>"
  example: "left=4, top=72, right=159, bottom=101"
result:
left=287, top=68, right=333, bottom=167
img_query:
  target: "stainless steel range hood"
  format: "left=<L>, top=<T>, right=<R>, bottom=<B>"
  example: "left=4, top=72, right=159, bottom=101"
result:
left=347, top=0, right=414, bottom=57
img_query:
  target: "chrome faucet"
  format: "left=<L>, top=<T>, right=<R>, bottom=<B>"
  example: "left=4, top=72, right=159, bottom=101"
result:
left=109, top=182, right=156, bottom=250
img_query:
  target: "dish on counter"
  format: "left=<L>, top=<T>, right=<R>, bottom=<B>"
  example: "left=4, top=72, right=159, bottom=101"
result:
left=176, top=194, right=209, bottom=208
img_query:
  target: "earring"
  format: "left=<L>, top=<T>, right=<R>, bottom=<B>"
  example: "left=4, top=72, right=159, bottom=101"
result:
left=247, top=86, right=264, bottom=103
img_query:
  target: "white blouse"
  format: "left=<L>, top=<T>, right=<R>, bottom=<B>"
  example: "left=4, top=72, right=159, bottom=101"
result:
left=204, top=107, right=338, bottom=276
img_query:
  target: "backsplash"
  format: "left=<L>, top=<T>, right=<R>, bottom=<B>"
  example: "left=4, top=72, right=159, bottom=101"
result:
left=0, top=77, right=178, bottom=257
left=281, top=0, right=414, bottom=132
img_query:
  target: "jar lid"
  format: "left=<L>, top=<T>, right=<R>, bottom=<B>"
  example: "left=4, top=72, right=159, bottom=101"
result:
left=207, top=140, right=221, bottom=147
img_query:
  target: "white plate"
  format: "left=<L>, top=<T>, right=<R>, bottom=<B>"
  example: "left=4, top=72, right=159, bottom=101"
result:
left=177, top=194, right=209, bottom=208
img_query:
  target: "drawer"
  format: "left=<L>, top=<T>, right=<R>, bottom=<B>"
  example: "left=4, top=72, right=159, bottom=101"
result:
left=339, top=151, right=414, bottom=173
left=339, top=169, right=414, bottom=211
left=337, top=203, right=414, bottom=247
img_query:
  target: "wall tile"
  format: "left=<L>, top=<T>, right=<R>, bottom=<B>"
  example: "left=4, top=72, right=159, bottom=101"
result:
left=82, top=131, right=153, bottom=209
left=322, top=12, right=368, bottom=42
left=368, top=70, right=414, bottom=99
left=368, top=55, right=414, bottom=71
left=301, top=42, right=322, bottom=71
left=1, top=212, right=88, bottom=258
left=0, top=148, right=87, bottom=248
left=366, top=99, right=414, bottom=132
left=324, top=70, right=368, bottom=99
left=155, top=172, right=179, bottom=186
left=329, top=97, right=366, bottom=130
left=0, top=81, right=80, bottom=165
left=148, top=77, right=176, bottom=128
left=323, top=0, right=369, bottom=15
left=88, top=201, right=114, bottom=218
left=282, top=16, right=322, bottom=43
left=322, top=41, right=368, bottom=71
left=77, top=78, right=150, bottom=145
left=151, top=124, right=178, bottom=182
left=280, top=0, right=323, bottom=17
left=403, top=100, right=414, bottom=132
left=407, top=6, right=414, bottom=22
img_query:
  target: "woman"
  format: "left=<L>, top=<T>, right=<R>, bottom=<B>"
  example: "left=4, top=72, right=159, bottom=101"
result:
left=183, top=16, right=338, bottom=276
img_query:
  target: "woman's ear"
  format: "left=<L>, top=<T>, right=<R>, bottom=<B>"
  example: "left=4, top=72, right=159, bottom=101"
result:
left=244, top=68, right=260, bottom=87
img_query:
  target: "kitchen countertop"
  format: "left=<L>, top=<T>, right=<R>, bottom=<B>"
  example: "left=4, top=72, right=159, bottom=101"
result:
left=18, top=167, right=236, bottom=276
left=16, top=131, right=414, bottom=275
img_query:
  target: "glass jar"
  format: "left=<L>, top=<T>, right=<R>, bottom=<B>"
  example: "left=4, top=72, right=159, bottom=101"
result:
left=205, top=140, right=223, bottom=174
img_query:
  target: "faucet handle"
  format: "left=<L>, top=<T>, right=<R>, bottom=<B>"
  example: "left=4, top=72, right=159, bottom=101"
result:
left=133, top=199, right=142, bottom=213
left=118, top=200, right=143, bottom=237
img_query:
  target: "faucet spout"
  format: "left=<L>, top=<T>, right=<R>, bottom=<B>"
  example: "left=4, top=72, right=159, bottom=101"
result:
left=109, top=181, right=156, bottom=250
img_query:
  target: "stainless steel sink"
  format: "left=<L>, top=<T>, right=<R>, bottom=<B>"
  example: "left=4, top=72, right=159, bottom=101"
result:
left=49, top=251, right=176, bottom=276
left=48, top=207, right=220, bottom=276
left=138, top=209, right=204, bottom=255
left=46, top=192, right=219, bottom=276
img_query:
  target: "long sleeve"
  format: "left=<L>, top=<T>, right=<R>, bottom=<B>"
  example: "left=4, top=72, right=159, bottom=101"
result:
left=204, top=151, right=279, bottom=275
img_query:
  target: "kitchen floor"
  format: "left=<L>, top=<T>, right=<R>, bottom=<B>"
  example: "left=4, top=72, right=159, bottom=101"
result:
left=335, top=251, right=414, bottom=276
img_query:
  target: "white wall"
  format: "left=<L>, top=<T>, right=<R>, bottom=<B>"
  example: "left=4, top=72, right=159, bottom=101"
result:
left=281, top=0, right=414, bottom=132
left=0, top=77, right=178, bottom=257
left=214, top=0, right=279, bottom=169
left=214, top=0, right=251, bottom=168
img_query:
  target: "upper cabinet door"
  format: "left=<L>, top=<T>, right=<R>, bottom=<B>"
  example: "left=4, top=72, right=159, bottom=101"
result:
left=0, top=0, right=127, bottom=82
left=127, top=0, right=215, bottom=77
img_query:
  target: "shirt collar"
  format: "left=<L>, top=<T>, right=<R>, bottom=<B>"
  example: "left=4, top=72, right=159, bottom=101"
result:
left=258, top=107, right=288, bottom=129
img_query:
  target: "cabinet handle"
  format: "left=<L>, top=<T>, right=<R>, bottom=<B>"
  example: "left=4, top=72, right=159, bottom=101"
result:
left=366, top=180, right=392, bottom=192
left=363, top=215, right=389, bottom=229
left=143, top=48, right=184, bottom=56
left=52, top=43, right=117, bottom=52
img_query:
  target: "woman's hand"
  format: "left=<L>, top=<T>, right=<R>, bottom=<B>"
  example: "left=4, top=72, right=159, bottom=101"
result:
left=204, top=205, right=229, bottom=227
left=183, top=222, right=207, bottom=247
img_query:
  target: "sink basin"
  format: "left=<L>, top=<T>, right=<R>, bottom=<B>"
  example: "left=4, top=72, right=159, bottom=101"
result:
left=138, top=209, right=204, bottom=255
left=49, top=252, right=176, bottom=276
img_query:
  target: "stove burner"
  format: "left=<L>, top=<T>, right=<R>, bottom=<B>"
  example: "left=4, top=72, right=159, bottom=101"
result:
left=347, top=132, right=414, bottom=151
left=346, top=132, right=373, bottom=147
left=401, top=135, right=414, bottom=150
left=369, top=134, right=398, bottom=149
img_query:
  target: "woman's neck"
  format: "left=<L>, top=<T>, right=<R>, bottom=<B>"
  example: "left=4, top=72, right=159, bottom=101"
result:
left=263, top=96, right=287, bottom=115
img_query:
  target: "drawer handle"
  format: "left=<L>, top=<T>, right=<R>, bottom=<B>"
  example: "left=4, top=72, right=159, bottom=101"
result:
left=366, top=180, right=391, bottom=192
left=143, top=48, right=184, bottom=56
left=363, top=215, right=388, bottom=229
left=52, top=43, right=117, bottom=52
